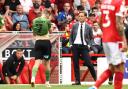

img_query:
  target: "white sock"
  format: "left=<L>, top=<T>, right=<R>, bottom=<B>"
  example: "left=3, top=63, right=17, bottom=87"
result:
left=46, top=81, right=49, bottom=84
left=31, top=76, right=35, bottom=82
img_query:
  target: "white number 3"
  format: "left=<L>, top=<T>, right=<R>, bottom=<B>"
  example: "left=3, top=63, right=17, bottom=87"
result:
left=103, top=10, right=110, bottom=28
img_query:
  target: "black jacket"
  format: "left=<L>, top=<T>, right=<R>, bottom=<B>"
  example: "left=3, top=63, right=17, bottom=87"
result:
left=2, top=53, right=25, bottom=77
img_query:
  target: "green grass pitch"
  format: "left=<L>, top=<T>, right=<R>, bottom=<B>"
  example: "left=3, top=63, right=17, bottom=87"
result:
left=0, top=84, right=128, bottom=89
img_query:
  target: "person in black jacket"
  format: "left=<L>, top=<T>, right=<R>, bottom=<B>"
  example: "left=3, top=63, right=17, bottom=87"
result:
left=2, top=49, right=25, bottom=84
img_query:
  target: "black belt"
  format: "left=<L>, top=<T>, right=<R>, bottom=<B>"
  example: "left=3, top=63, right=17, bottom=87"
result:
left=73, top=44, right=87, bottom=47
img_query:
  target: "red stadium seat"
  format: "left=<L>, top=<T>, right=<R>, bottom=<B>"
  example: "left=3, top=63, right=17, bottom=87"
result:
left=19, top=62, right=29, bottom=84
left=0, top=63, right=4, bottom=82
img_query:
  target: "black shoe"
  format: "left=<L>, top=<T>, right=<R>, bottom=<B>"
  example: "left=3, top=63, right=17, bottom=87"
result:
left=72, top=82, right=81, bottom=85
left=108, top=81, right=113, bottom=85
left=31, top=82, right=35, bottom=87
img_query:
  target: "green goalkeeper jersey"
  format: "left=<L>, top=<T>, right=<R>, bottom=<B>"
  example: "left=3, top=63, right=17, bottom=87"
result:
left=32, top=17, right=51, bottom=36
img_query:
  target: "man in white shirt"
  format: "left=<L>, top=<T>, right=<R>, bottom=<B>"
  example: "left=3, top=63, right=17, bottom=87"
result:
left=70, top=11, right=96, bottom=85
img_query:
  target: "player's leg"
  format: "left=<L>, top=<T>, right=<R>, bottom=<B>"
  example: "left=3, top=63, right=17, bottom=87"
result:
left=114, top=63, right=124, bottom=89
left=88, top=43, right=114, bottom=89
left=88, top=65, right=114, bottom=89
left=81, top=47, right=96, bottom=81
left=31, top=59, right=41, bottom=87
left=2, top=69, right=11, bottom=84
left=109, top=42, right=125, bottom=89
left=4, top=76, right=11, bottom=84
left=43, top=40, right=52, bottom=87
left=108, top=74, right=113, bottom=85
left=31, top=40, right=43, bottom=87
left=44, top=59, right=51, bottom=87
left=16, top=76, right=21, bottom=84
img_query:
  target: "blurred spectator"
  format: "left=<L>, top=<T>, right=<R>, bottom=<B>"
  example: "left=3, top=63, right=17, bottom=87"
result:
left=50, top=23, right=58, bottom=32
left=42, top=0, right=51, bottom=8
left=92, top=2, right=101, bottom=22
left=80, top=0, right=90, bottom=16
left=92, top=21, right=102, bottom=46
left=4, top=14, right=13, bottom=31
left=50, top=4, right=58, bottom=24
left=12, top=5, right=29, bottom=31
left=55, top=0, right=74, bottom=12
left=90, top=21, right=103, bottom=54
left=57, top=2, right=74, bottom=31
left=28, top=0, right=45, bottom=29
left=45, top=4, right=57, bottom=23
left=12, top=21, right=22, bottom=31
left=2, top=49, right=25, bottom=84
left=62, top=24, right=71, bottom=53
left=74, top=0, right=90, bottom=14
left=87, top=13, right=96, bottom=26
left=4, top=0, right=20, bottom=14
left=73, top=0, right=81, bottom=8
left=94, top=0, right=101, bottom=12
left=0, top=15, right=6, bottom=32
left=68, top=6, right=81, bottom=30
left=91, top=7, right=101, bottom=17
left=19, top=0, right=33, bottom=13
left=0, top=0, right=6, bottom=15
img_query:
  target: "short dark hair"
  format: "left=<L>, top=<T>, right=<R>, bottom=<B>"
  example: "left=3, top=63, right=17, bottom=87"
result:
left=89, top=13, right=95, bottom=17
left=33, top=3, right=40, bottom=9
left=77, top=5, right=84, bottom=11
left=44, top=0, right=51, bottom=8
left=16, top=49, right=23, bottom=52
left=78, top=11, right=87, bottom=16
left=13, top=21, right=21, bottom=31
left=92, top=7, right=98, bottom=11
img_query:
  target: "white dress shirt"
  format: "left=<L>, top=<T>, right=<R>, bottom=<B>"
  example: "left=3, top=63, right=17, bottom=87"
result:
left=74, top=22, right=87, bottom=45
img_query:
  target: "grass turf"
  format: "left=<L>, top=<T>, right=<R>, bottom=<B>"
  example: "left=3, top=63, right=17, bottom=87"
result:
left=0, top=84, right=128, bottom=89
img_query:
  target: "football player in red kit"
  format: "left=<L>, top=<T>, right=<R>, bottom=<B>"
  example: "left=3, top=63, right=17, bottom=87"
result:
left=88, top=0, right=128, bottom=89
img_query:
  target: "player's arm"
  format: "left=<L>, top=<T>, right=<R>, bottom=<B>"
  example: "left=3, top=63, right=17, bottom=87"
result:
left=117, top=0, right=128, bottom=51
left=97, top=12, right=102, bottom=27
left=32, top=19, right=36, bottom=36
left=116, top=16, right=128, bottom=51
left=116, top=1, right=128, bottom=51
left=48, top=20, right=52, bottom=34
left=32, top=30, right=37, bottom=36
left=116, top=16, right=124, bottom=36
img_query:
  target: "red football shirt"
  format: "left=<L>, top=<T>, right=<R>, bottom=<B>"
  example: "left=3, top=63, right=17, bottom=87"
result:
left=100, top=0, right=124, bottom=42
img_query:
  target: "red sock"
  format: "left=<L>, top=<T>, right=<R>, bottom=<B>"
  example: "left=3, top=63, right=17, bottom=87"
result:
left=95, top=69, right=112, bottom=88
left=114, top=72, right=124, bottom=89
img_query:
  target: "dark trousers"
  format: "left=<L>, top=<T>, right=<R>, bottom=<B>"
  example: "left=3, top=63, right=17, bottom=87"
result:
left=72, top=45, right=96, bottom=83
